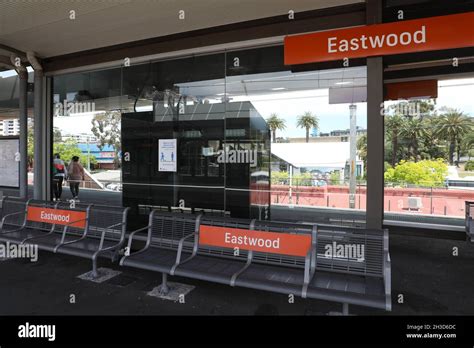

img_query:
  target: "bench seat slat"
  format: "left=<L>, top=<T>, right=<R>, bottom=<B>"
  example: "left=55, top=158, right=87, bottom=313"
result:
left=57, top=239, right=119, bottom=258
left=306, top=273, right=386, bottom=310
left=0, top=227, right=49, bottom=244
left=121, top=247, right=181, bottom=274
left=173, top=254, right=248, bottom=285
left=234, top=263, right=304, bottom=296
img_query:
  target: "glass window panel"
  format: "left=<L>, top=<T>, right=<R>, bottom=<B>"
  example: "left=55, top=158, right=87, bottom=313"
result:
left=383, top=76, right=474, bottom=223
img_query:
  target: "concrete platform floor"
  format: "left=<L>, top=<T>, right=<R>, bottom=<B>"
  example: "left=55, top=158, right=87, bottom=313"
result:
left=0, top=233, right=473, bottom=315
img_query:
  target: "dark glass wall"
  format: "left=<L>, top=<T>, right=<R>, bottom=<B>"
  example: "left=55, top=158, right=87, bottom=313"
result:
left=53, top=46, right=369, bottom=225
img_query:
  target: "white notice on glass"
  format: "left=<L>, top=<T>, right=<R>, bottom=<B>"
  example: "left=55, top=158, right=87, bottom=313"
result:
left=0, top=138, right=19, bottom=187
left=158, top=139, right=177, bottom=172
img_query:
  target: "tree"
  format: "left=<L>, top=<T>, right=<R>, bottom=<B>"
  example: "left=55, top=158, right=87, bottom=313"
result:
left=91, top=111, right=121, bottom=168
left=53, top=127, right=62, bottom=143
left=266, top=113, right=286, bottom=142
left=399, top=117, right=427, bottom=162
left=465, top=161, right=474, bottom=171
left=384, top=159, right=448, bottom=187
left=357, top=134, right=367, bottom=169
left=53, top=140, right=97, bottom=169
left=296, top=111, right=319, bottom=143
left=385, top=115, right=404, bottom=166
left=434, top=108, right=473, bottom=165
left=463, top=132, right=474, bottom=149
left=462, top=132, right=474, bottom=160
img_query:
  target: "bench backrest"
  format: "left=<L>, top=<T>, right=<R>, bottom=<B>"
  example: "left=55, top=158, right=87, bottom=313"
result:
left=86, top=204, right=129, bottom=242
left=315, top=224, right=386, bottom=278
left=197, top=216, right=314, bottom=268
left=198, top=217, right=386, bottom=277
left=147, top=210, right=387, bottom=277
left=28, top=201, right=90, bottom=236
left=1, top=197, right=85, bottom=234
left=148, top=210, right=198, bottom=249
left=1, top=197, right=128, bottom=242
left=0, top=197, right=28, bottom=227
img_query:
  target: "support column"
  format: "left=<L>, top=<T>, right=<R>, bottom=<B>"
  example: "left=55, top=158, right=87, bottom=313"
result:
left=18, top=70, right=28, bottom=199
left=366, top=0, right=384, bottom=229
left=349, top=104, right=357, bottom=209
left=33, top=70, right=44, bottom=200
left=44, top=77, right=53, bottom=201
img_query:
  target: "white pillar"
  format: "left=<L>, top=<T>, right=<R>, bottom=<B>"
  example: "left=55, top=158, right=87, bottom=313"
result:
left=349, top=104, right=357, bottom=209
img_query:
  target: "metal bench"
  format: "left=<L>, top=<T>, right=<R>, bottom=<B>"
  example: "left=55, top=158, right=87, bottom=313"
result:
left=121, top=210, right=391, bottom=313
left=120, top=211, right=201, bottom=294
left=0, top=196, right=129, bottom=277
left=0, top=197, right=65, bottom=244
left=467, top=201, right=474, bottom=242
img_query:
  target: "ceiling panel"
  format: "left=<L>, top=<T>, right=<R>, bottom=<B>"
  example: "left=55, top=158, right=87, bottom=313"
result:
left=0, top=0, right=363, bottom=58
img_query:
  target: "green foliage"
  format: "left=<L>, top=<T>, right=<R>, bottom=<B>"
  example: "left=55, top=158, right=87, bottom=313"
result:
left=357, top=134, right=367, bottom=162
left=384, top=102, right=473, bottom=166
left=384, top=159, right=448, bottom=187
left=271, top=171, right=285, bottom=184
left=271, top=171, right=312, bottom=185
left=465, top=161, right=474, bottom=172
left=294, top=172, right=312, bottom=186
left=27, top=122, right=34, bottom=168
left=53, top=140, right=97, bottom=169
left=434, top=108, right=473, bottom=164
left=91, top=111, right=121, bottom=166
left=329, top=171, right=341, bottom=184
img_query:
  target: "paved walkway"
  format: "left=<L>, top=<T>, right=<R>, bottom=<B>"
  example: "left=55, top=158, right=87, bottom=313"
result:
left=0, top=233, right=472, bottom=315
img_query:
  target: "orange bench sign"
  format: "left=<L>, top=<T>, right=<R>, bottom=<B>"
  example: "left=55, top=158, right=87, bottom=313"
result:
left=27, top=207, right=87, bottom=229
left=199, top=225, right=311, bottom=257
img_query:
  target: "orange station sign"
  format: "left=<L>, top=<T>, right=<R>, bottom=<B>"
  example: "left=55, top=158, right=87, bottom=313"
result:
left=27, top=207, right=87, bottom=229
left=199, top=225, right=311, bottom=257
left=284, top=12, right=474, bottom=65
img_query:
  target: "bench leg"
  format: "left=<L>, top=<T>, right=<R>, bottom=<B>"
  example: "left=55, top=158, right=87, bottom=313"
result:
left=91, top=257, right=99, bottom=278
left=157, top=273, right=170, bottom=295
left=342, top=303, right=349, bottom=315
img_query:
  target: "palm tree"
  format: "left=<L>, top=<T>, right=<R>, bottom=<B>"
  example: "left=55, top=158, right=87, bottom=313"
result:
left=266, top=113, right=286, bottom=143
left=296, top=111, right=319, bottom=143
left=385, top=114, right=404, bottom=165
left=400, top=117, right=427, bottom=162
left=463, top=132, right=474, bottom=160
left=434, top=109, right=473, bottom=165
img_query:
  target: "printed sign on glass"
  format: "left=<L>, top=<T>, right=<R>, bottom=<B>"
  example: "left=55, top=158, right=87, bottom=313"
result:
left=158, top=139, right=177, bottom=172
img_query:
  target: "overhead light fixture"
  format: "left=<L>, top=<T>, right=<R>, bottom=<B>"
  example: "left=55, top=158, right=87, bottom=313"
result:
left=135, top=105, right=153, bottom=112
left=335, top=81, right=353, bottom=85
left=271, top=87, right=286, bottom=90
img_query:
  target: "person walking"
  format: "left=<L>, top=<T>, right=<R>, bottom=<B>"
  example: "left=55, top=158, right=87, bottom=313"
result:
left=52, top=153, right=67, bottom=201
left=67, top=156, right=85, bottom=200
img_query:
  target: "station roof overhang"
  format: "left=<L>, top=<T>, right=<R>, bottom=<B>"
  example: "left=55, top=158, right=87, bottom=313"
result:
left=0, top=1, right=366, bottom=74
